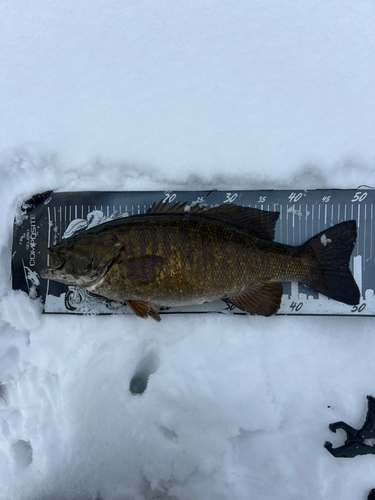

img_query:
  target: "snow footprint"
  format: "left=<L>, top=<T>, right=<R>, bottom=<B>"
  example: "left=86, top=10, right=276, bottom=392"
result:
left=129, top=351, right=160, bottom=395
left=0, top=365, right=65, bottom=471
left=12, top=439, right=33, bottom=468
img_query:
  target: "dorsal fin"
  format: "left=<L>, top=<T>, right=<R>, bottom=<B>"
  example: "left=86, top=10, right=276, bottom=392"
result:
left=204, top=205, right=280, bottom=241
left=147, top=200, right=205, bottom=215
left=147, top=200, right=280, bottom=241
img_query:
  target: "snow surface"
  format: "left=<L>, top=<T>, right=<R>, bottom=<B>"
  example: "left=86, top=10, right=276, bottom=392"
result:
left=1, top=1, right=375, bottom=499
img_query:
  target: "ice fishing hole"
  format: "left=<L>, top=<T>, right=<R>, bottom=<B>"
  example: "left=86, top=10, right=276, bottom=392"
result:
left=129, top=351, right=160, bottom=396
left=12, top=440, right=33, bottom=468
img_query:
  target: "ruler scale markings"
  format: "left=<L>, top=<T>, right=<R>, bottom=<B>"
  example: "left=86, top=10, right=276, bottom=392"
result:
left=371, top=204, right=373, bottom=260
left=60, top=206, right=62, bottom=237
left=64, top=206, right=67, bottom=230
left=318, top=205, right=321, bottom=232
left=324, top=204, right=327, bottom=226
left=338, top=204, right=340, bottom=222
left=75, top=205, right=77, bottom=218
left=364, top=204, right=367, bottom=270
left=351, top=204, right=354, bottom=220
left=357, top=204, right=360, bottom=228
left=331, top=204, right=333, bottom=224
left=286, top=204, right=289, bottom=245
left=279, top=204, right=282, bottom=242
left=356, top=204, right=360, bottom=257
left=312, top=205, right=314, bottom=238
left=344, top=204, right=347, bottom=221
left=292, top=204, right=295, bottom=245
left=292, top=204, right=295, bottom=228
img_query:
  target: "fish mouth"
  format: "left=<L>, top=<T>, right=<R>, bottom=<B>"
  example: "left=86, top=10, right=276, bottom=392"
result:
left=39, top=266, right=57, bottom=279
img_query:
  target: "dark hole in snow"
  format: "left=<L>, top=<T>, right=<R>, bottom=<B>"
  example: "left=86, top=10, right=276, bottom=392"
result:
left=130, top=374, right=148, bottom=395
left=12, top=440, right=33, bottom=468
left=129, top=352, right=160, bottom=395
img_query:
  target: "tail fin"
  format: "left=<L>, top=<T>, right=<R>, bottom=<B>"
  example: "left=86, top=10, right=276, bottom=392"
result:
left=302, top=221, right=360, bottom=305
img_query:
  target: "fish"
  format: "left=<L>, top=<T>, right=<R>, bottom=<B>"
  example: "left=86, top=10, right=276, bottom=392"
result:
left=40, top=200, right=360, bottom=322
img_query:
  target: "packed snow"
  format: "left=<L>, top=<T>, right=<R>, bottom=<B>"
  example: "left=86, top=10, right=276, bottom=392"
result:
left=1, top=1, right=375, bottom=499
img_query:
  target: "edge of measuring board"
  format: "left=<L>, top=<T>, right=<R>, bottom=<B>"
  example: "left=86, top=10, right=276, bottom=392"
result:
left=11, top=189, right=374, bottom=317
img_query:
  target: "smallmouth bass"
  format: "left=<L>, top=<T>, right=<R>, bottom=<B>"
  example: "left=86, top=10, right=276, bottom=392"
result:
left=40, top=201, right=360, bottom=321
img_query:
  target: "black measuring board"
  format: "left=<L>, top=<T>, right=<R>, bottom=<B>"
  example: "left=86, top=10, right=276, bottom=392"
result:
left=11, top=189, right=374, bottom=317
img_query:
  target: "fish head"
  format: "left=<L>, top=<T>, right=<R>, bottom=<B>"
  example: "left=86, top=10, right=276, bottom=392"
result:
left=40, top=232, right=122, bottom=287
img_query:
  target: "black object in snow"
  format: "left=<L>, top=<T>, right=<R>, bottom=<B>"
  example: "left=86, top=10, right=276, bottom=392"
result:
left=325, top=395, right=375, bottom=458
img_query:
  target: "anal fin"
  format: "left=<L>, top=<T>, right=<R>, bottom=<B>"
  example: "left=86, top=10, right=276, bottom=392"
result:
left=224, top=282, right=283, bottom=317
left=126, top=300, right=161, bottom=322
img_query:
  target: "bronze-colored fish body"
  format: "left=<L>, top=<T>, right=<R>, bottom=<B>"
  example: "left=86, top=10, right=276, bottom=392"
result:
left=40, top=201, right=360, bottom=321
left=87, top=217, right=304, bottom=304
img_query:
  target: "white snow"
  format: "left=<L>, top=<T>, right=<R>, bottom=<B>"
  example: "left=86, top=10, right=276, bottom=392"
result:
left=0, top=290, right=42, bottom=331
left=1, top=1, right=375, bottom=499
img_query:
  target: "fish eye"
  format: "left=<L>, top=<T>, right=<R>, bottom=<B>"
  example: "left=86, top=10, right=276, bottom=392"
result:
left=66, top=241, right=75, bottom=249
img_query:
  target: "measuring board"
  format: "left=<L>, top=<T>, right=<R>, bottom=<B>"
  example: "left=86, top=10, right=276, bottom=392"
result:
left=11, top=189, right=374, bottom=317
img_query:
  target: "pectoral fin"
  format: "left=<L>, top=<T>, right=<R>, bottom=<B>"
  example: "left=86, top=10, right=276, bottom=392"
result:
left=224, top=282, right=283, bottom=317
left=126, top=300, right=161, bottom=322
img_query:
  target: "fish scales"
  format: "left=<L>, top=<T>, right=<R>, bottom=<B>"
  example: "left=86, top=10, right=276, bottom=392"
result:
left=87, top=216, right=306, bottom=305
left=40, top=202, right=360, bottom=321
